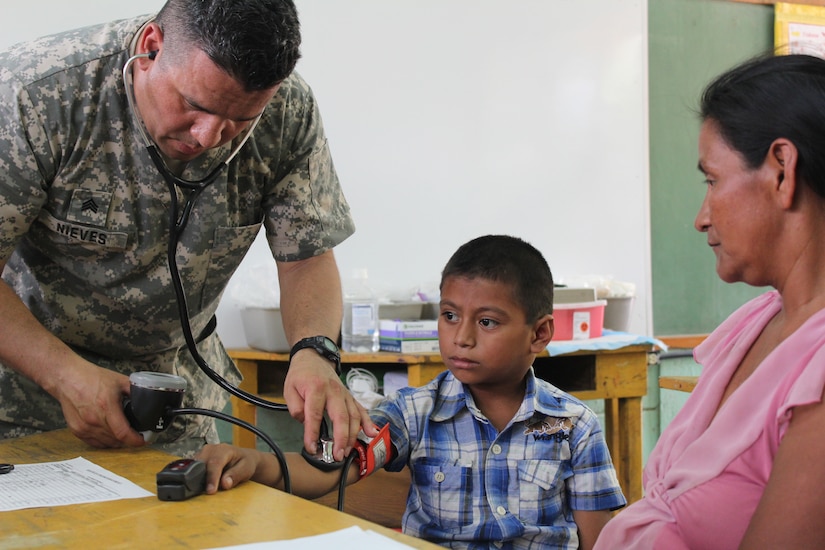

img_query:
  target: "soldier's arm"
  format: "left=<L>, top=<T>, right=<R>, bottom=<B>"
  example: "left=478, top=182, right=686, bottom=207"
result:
left=277, top=250, right=377, bottom=462
left=0, top=259, right=145, bottom=448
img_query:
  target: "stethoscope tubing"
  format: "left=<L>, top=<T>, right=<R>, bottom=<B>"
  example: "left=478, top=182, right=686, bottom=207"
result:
left=123, top=51, right=288, bottom=413
left=123, top=47, right=351, bottom=501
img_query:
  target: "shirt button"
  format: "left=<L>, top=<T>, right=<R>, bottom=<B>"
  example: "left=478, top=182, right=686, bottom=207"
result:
left=491, top=444, right=502, bottom=455
left=496, top=506, right=507, bottom=516
left=434, top=471, right=445, bottom=483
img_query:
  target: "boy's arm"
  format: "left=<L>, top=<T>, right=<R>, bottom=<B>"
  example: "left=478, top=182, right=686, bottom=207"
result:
left=572, top=510, right=612, bottom=550
left=197, top=444, right=359, bottom=499
left=197, top=425, right=392, bottom=499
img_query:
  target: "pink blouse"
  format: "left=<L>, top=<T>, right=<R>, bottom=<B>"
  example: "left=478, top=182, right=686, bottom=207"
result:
left=594, top=291, right=825, bottom=549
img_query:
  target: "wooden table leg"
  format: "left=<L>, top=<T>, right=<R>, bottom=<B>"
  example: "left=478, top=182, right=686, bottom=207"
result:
left=617, top=396, right=643, bottom=503
left=232, top=359, right=259, bottom=448
left=604, top=398, right=621, bottom=460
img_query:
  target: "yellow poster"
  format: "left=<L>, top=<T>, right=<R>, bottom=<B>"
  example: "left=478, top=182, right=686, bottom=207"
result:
left=775, top=3, right=825, bottom=56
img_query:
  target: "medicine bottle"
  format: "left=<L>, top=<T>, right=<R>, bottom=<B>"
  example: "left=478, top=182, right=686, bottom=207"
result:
left=341, top=269, right=379, bottom=352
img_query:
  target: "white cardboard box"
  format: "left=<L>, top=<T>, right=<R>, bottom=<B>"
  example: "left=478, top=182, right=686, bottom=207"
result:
left=379, top=338, right=440, bottom=353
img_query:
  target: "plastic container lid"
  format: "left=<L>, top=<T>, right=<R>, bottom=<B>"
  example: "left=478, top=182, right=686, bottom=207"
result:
left=554, top=300, right=608, bottom=310
left=129, top=372, right=187, bottom=391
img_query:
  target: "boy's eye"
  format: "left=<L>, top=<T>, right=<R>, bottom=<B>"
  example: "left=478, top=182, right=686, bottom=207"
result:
left=442, top=311, right=457, bottom=322
left=480, top=318, right=499, bottom=328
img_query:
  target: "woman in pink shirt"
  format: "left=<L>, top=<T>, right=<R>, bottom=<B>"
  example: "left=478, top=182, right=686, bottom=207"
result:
left=595, top=54, right=825, bottom=549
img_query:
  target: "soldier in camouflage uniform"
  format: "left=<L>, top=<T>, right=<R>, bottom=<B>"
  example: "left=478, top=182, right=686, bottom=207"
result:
left=0, top=0, right=374, bottom=458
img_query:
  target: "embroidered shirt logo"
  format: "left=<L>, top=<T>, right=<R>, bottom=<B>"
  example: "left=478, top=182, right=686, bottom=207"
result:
left=66, top=189, right=111, bottom=226
left=524, top=415, right=572, bottom=442
left=81, top=198, right=99, bottom=214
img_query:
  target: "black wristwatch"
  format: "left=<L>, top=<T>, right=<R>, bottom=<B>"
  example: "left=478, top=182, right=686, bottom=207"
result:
left=289, top=336, right=342, bottom=375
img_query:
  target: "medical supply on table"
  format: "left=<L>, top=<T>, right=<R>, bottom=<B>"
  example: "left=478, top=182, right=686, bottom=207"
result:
left=342, top=269, right=380, bottom=352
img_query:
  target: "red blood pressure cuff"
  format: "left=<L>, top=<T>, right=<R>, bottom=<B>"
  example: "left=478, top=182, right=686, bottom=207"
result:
left=354, top=422, right=393, bottom=479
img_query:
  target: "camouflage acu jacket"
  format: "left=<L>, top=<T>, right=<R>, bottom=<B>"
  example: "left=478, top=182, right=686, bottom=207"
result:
left=0, top=15, right=354, bottom=450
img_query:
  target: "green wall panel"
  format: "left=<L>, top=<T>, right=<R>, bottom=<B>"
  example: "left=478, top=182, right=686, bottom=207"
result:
left=649, top=0, right=773, bottom=335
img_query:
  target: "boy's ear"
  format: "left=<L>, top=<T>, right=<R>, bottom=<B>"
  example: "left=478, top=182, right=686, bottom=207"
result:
left=531, top=314, right=554, bottom=353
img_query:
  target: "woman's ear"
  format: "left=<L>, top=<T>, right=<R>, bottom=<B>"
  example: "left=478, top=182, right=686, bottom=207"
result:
left=531, top=314, right=554, bottom=353
left=768, top=138, right=799, bottom=209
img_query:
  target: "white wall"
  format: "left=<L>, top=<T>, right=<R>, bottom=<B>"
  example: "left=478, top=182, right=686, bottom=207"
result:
left=1, top=3, right=165, bottom=46
left=2, top=1, right=651, bottom=346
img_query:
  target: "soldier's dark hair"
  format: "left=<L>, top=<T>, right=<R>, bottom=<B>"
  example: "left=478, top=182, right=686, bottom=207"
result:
left=700, top=53, right=825, bottom=198
left=156, top=0, right=301, bottom=91
left=440, top=235, right=554, bottom=323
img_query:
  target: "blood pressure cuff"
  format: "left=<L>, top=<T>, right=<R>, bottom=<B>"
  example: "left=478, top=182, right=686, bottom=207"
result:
left=354, top=422, right=393, bottom=479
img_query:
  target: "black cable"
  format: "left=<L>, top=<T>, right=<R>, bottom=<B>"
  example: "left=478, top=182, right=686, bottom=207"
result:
left=165, top=182, right=289, bottom=413
left=163, top=172, right=347, bottom=506
left=170, top=407, right=291, bottom=494
left=337, top=451, right=357, bottom=512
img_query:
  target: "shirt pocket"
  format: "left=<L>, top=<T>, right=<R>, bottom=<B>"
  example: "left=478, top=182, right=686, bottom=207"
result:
left=516, top=459, right=569, bottom=524
left=412, top=459, right=475, bottom=530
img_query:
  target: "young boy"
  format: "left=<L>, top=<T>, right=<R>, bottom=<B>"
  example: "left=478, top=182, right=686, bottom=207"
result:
left=198, top=235, right=625, bottom=549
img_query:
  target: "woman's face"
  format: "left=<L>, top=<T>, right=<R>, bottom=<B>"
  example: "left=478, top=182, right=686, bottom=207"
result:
left=694, top=120, right=780, bottom=286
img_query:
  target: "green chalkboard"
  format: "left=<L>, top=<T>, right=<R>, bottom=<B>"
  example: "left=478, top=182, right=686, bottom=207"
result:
left=649, top=0, right=774, bottom=336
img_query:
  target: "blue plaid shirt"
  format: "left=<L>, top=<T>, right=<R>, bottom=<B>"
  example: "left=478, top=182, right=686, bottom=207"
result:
left=371, top=368, right=626, bottom=549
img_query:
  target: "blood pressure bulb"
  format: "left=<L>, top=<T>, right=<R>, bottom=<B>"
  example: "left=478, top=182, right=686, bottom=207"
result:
left=123, top=372, right=187, bottom=433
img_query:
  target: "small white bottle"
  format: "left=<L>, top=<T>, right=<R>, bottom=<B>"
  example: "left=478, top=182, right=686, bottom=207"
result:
left=341, top=268, right=380, bottom=352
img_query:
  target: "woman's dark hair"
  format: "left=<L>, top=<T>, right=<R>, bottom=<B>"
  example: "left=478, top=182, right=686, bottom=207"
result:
left=700, top=54, right=825, bottom=198
left=440, top=235, right=554, bottom=323
left=156, top=0, right=301, bottom=91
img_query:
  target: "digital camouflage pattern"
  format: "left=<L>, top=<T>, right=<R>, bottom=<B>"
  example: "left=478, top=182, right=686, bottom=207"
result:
left=0, top=15, right=355, bottom=454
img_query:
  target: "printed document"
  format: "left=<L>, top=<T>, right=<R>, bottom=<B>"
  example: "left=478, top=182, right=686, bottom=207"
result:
left=209, top=526, right=415, bottom=549
left=0, top=456, right=153, bottom=511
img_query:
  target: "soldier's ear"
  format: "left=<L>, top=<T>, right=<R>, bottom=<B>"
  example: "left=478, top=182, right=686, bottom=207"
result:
left=137, top=22, right=164, bottom=60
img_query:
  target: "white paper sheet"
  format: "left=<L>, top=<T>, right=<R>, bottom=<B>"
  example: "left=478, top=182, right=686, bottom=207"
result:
left=208, top=526, right=414, bottom=549
left=0, top=456, right=153, bottom=511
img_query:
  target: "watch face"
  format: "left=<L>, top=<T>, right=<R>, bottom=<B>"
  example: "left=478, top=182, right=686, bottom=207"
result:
left=321, top=336, right=339, bottom=354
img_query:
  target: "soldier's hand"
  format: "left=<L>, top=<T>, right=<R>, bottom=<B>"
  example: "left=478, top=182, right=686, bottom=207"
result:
left=51, top=359, right=146, bottom=448
left=283, top=351, right=377, bottom=462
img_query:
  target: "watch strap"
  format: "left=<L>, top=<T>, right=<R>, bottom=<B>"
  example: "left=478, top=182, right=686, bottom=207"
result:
left=289, top=336, right=341, bottom=375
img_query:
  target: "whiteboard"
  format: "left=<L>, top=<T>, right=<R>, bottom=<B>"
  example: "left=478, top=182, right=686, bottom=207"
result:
left=0, top=1, right=651, bottom=344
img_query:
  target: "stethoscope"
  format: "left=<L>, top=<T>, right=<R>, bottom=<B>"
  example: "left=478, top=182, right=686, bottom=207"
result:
left=122, top=51, right=286, bottom=411
left=122, top=52, right=350, bottom=488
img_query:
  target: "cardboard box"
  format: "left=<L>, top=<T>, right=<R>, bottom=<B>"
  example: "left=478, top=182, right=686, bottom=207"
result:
left=378, top=302, right=423, bottom=320
left=379, top=319, right=438, bottom=339
left=379, top=338, right=440, bottom=353
left=554, top=287, right=597, bottom=304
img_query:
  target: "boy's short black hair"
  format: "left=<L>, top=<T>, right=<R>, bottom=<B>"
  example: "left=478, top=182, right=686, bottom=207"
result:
left=440, top=235, right=554, bottom=323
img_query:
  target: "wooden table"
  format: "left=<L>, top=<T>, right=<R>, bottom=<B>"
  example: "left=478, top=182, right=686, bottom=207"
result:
left=0, top=429, right=439, bottom=549
left=227, top=345, right=652, bottom=504
left=659, top=375, right=698, bottom=393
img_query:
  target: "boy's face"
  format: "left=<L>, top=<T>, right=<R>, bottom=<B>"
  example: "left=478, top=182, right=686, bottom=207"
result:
left=438, top=276, right=550, bottom=391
